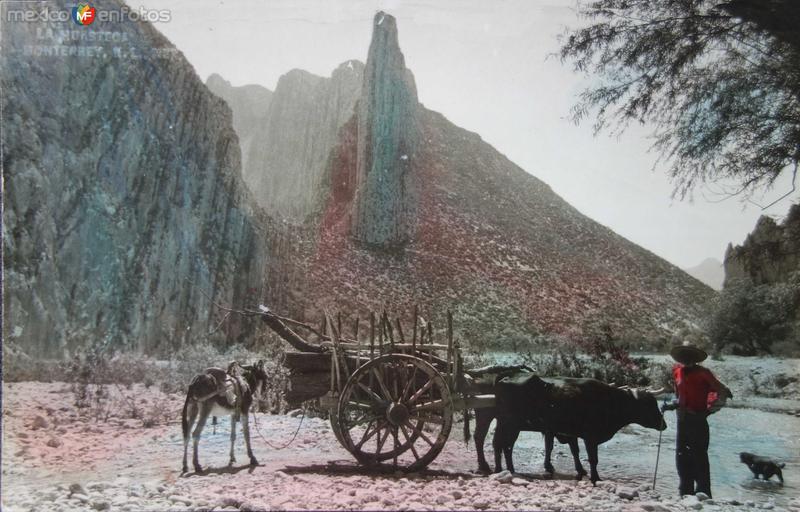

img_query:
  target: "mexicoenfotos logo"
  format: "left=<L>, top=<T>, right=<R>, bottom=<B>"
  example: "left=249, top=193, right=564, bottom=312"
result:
left=72, top=3, right=97, bottom=26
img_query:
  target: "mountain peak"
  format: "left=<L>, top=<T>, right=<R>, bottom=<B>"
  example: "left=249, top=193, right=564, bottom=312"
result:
left=352, top=11, right=418, bottom=248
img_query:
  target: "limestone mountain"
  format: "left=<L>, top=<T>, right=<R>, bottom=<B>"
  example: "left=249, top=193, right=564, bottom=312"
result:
left=244, top=61, right=364, bottom=221
left=205, top=74, right=272, bottom=174
left=3, top=0, right=267, bottom=357
left=294, top=12, right=716, bottom=348
left=4, top=6, right=716, bottom=358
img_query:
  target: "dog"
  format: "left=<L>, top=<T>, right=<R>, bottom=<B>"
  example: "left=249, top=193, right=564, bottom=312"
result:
left=740, top=452, right=785, bottom=483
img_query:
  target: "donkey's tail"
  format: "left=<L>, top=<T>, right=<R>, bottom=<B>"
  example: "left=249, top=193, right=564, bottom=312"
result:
left=463, top=408, right=471, bottom=446
left=182, top=392, right=192, bottom=442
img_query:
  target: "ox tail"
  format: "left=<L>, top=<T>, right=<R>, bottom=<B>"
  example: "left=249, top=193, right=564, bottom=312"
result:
left=182, top=392, right=192, bottom=442
left=463, top=409, right=471, bottom=446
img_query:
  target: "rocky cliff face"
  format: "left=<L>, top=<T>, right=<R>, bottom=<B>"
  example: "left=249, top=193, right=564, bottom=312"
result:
left=245, top=61, right=364, bottom=221
left=724, top=204, right=800, bottom=286
left=2, top=1, right=267, bottom=357
left=352, top=12, right=418, bottom=248
left=205, top=74, right=272, bottom=174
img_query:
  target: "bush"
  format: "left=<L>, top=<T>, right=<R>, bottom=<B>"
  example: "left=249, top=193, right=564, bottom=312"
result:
left=3, top=343, right=66, bottom=382
left=520, top=346, right=670, bottom=388
left=708, top=274, right=800, bottom=355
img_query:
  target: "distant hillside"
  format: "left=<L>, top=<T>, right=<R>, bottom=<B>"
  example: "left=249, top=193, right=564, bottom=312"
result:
left=684, top=258, right=724, bottom=290
left=205, top=74, right=272, bottom=174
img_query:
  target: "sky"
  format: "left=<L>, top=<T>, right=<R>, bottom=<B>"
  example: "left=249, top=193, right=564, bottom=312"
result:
left=138, top=0, right=795, bottom=269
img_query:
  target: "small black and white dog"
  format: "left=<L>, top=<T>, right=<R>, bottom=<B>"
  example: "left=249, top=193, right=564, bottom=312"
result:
left=740, top=452, right=785, bottom=484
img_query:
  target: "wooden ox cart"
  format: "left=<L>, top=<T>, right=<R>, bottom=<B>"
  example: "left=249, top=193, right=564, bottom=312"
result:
left=257, top=306, right=496, bottom=472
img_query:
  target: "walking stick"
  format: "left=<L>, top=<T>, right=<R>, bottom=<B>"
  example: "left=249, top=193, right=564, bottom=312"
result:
left=653, top=427, right=663, bottom=489
left=653, top=397, right=669, bottom=489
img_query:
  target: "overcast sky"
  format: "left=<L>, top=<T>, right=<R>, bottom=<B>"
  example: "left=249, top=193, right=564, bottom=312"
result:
left=139, top=0, right=795, bottom=269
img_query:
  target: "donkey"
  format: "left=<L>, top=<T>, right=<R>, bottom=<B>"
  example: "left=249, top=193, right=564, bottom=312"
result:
left=181, top=360, right=268, bottom=474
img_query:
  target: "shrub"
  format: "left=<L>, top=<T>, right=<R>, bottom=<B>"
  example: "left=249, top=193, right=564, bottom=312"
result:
left=3, top=343, right=66, bottom=382
left=708, top=274, right=800, bottom=355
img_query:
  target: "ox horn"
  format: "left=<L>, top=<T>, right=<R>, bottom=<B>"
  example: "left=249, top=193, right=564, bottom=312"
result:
left=647, top=387, right=668, bottom=397
left=618, top=385, right=630, bottom=390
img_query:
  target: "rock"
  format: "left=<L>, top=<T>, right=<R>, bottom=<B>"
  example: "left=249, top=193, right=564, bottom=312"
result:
left=640, top=502, right=671, bottom=512
left=72, top=493, right=90, bottom=503
left=488, top=470, right=514, bottom=483
left=473, top=501, right=490, bottom=510
left=91, top=500, right=111, bottom=511
left=46, top=437, right=62, bottom=448
left=435, top=495, right=448, bottom=505
left=511, top=477, right=529, bottom=486
left=68, top=483, right=87, bottom=497
left=695, top=492, right=710, bottom=501
left=451, top=490, right=464, bottom=500
left=32, top=415, right=49, bottom=429
left=681, top=495, right=703, bottom=510
left=617, top=487, right=639, bottom=500
left=17, top=432, right=29, bottom=439
left=168, top=495, right=193, bottom=506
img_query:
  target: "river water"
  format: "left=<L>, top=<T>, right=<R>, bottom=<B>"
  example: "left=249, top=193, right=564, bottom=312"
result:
left=478, top=354, right=799, bottom=506
left=502, top=407, right=798, bottom=505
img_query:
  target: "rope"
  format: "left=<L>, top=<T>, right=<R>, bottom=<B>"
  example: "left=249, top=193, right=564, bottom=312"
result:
left=251, top=407, right=306, bottom=450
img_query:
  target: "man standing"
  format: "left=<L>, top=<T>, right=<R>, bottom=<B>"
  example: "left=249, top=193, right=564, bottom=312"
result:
left=664, top=342, right=732, bottom=498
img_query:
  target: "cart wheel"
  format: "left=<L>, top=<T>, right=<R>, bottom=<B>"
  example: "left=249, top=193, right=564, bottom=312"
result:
left=337, top=354, right=453, bottom=472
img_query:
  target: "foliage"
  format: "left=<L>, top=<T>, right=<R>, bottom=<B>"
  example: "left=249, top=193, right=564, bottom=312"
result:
left=707, top=275, right=800, bottom=355
left=3, top=342, right=66, bottom=382
left=560, top=0, right=800, bottom=200
left=522, top=346, right=672, bottom=388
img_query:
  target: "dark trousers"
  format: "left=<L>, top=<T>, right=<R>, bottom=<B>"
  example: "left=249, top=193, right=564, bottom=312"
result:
left=676, top=411, right=711, bottom=497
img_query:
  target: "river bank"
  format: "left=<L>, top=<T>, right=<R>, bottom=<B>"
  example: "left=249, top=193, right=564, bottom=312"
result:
left=3, top=373, right=799, bottom=511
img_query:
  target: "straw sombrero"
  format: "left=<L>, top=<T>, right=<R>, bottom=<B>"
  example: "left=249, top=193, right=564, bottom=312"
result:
left=670, top=341, right=708, bottom=364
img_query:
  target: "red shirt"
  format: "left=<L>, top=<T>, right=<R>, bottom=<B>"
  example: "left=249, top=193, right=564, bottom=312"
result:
left=672, top=364, right=724, bottom=413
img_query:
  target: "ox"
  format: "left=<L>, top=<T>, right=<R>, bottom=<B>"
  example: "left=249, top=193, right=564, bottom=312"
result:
left=493, top=373, right=667, bottom=484
left=463, top=365, right=586, bottom=478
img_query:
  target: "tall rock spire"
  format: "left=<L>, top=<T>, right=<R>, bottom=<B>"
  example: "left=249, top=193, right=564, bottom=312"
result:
left=353, top=11, right=418, bottom=248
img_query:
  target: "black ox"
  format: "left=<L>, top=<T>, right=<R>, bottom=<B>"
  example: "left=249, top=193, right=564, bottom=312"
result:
left=493, top=373, right=667, bottom=484
left=464, top=366, right=587, bottom=479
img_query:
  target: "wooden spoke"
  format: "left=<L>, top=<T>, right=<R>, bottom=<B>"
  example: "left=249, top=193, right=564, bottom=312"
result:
left=356, top=382, right=384, bottom=405
left=392, top=427, right=400, bottom=467
left=355, top=420, right=379, bottom=450
left=376, top=424, right=390, bottom=454
left=401, top=363, right=418, bottom=401
left=409, top=412, right=444, bottom=425
left=410, top=399, right=446, bottom=413
left=372, top=367, right=394, bottom=402
left=345, top=410, right=380, bottom=428
left=406, top=421, right=435, bottom=447
left=408, top=377, right=435, bottom=404
left=344, top=400, right=373, bottom=410
left=399, top=424, right=421, bottom=461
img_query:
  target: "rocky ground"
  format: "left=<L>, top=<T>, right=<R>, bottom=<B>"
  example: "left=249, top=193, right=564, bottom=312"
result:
left=2, top=373, right=798, bottom=511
